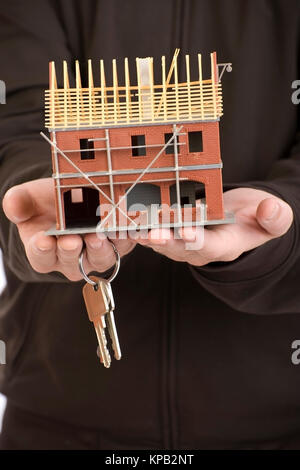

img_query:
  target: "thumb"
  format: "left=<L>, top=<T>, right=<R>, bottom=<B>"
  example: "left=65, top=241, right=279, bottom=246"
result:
left=2, top=185, right=36, bottom=224
left=256, top=197, right=294, bottom=237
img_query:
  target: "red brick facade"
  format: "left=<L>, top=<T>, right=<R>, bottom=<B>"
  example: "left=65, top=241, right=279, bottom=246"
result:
left=51, top=121, right=224, bottom=230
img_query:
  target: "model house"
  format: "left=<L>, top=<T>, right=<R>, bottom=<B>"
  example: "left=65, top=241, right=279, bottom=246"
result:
left=43, top=50, right=232, bottom=234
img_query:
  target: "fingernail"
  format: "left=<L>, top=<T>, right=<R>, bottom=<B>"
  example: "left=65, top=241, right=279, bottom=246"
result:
left=265, top=203, right=280, bottom=221
left=31, top=234, right=52, bottom=253
left=10, top=215, right=23, bottom=224
left=37, top=244, right=52, bottom=252
left=32, top=242, right=52, bottom=254
left=60, top=239, right=80, bottom=251
left=88, top=240, right=103, bottom=249
left=179, top=228, right=196, bottom=241
left=183, top=233, right=196, bottom=242
left=4, top=188, right=27, bottom=223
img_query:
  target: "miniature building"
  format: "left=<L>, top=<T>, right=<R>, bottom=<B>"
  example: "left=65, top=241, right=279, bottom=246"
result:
left=43, top=50, right=233, bottom=234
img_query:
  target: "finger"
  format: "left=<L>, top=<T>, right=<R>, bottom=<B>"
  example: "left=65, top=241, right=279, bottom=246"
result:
left=135, top=228, right=171, bottom=245
left=56, top=235, right=83, bottom=280
left=178, top=226, right=197, bottom=242
left=201, top=200, right=293, bottom=264
left=85, top=234, right=135, bottom=272
left=85, top=234, right=118, bottom=272
left=26, top=231, right=57, bottom=274
left=2, top=186, right=36, bottom=224
left=137, top=226, right=204, bottom=255
left=113, top=237, right=137, bottom=256
left=256, top=198, right=294, bottom=237
left=137, top=230, right=190, bottom=261
left=201, top=222, right=267, bottom=263
left=178, top=226, right=204, bottom=251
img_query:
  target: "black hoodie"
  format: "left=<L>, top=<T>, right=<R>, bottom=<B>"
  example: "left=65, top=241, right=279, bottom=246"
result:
left=0, top=0, right=300, bottom=450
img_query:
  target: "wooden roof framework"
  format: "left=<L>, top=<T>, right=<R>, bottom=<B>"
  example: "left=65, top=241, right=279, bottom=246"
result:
left=45, top=50, right=224, bottom=129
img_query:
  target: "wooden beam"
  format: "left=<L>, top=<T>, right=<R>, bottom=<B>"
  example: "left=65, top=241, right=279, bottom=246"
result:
left=198, top=54, right=204, bottom=120
left=63, top=61, right=70, bottom=126
left=50, top=61, right=57, bottom=90
left=100, top=59, right=106, bottom=125
left=210, top=52, right=217, bottom=119
left=112, top=59, right=119, bottom=123
left=161, top=55, right=167, bottom=121
left=149, top=57, right=154, bottom=121
left=88, top=59, right=94, bottom=125
left=155, top=48, right=180, bottom=118
left=124, top=57, right=131, bottom=123
left=75, top=60, right=82, bottom=127
left=174, top=52, right=179, bottom=120
left=136, top=58, right=142, bottom=123
left=185, top=54, right=192, bottom=119
left=49, top=61, right=57, bottom=128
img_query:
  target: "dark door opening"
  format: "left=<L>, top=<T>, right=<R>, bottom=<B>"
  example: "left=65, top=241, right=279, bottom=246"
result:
left=126, top=183, right=161, bottom=224
left=64, top=188, right=100, bottom=228
left=195, top=182, right=206, bottom=201
left=126, top=183, right=161, bottom=210
left=170, top=181, right=198, bottom=207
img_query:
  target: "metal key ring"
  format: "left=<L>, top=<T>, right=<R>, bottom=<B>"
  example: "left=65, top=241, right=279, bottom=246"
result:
left=79, top=239, right=120, bottom=286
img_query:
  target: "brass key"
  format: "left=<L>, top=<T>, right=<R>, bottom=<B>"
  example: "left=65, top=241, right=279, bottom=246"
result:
left=79, top=240, right=121, bottom=368
left=82, top=275, right=112, bottom=368
left=82, top=275, right=121, bottom=367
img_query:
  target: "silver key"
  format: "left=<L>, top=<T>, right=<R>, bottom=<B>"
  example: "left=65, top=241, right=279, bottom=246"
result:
left=82, top=275, right=121, bottom=367
left=103, top=282, right=122, bottom=360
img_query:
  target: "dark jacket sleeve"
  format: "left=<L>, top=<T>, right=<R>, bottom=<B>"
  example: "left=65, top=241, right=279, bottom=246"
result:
left=191, top=129, right=300, bottom=315
left=0, top=0, right=77, bottom=283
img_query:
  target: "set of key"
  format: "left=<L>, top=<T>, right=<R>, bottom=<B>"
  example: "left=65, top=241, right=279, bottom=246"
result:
left=82, top=275, right=121, bottom=368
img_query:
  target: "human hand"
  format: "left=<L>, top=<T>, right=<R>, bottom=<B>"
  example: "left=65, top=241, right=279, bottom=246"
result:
left=133, top=187, right=294, bottom=267
left=2, top=178, right=136, bottom=281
